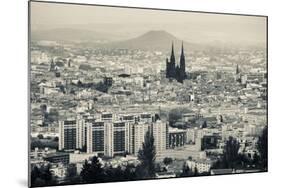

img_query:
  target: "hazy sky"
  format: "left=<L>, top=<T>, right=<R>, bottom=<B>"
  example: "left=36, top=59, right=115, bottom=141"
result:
left=30, top=1, right=266, bottom=45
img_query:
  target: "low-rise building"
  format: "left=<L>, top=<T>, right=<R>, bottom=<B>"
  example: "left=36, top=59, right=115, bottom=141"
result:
left=186, top=159, right=212, bottom=174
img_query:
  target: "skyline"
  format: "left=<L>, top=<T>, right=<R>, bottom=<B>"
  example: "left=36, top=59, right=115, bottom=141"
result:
left=30, top=2, right=267, bottom=45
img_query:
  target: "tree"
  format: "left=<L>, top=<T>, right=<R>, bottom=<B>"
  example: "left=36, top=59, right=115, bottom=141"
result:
left=77, top=80, right=83, bottom=86
left=40, top=104, right=47, bottom=115
left=202, top=121, right=207, bottom=128
left=237, top=153, right=251, bottom=168
left=103, top=165, right=115, bottom=182
left=154, top=114, right=161, bottom=121
left=257, top=126, right=268, bottom=170
left=41, top=164, right=53, bottom=183
left=37, top=134, right=44, bottom=139
left=102, top=164, right=137, bottom=182
left=80, top=144, right=87, bottom=152
left=252, top=152, right=260, bottom=167
left=66, top=164, right=80, bottom=184
left=95, top=81, right=110, bottom=93
left=123, top=164, right=137, bottom=180
left=112, top=166, right=125, bottom=181
left=31, top=139, right=43, bottom=149
left=155, top=163, right=162, bottom=172
left=137, top=130, right=156, bottom=178
left=180, top=162, right=190, bottom=177
left=222, top=136, right=240, bottom=169
left=163, top=157, right=173, bottom=166
left=31, top=166, right=40, bottom=186
left=45, top=109, right=59, bottom=123
left=58, top=85, right=65, bottom=93
left=31, top=164, right=56, bottom=187
left=168, top=109, right=182, bottom=126
left=211, top=159, right=224, bottom=169
left=80, top=156, right=104, bottom=183
left=194, top=167, right=199, bottom=176
left=66, top=164, right=77, bottom=178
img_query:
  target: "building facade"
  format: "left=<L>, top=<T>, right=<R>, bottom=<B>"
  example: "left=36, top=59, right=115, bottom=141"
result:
left=169, top=129, right=187, bottom=148
left=152, top=120, right=168, bottom=153
left=86, top=121, right=105, bottom=155
left=60, top=112, right=169, bottom=157
left=58, top=117, right=86, bottom=151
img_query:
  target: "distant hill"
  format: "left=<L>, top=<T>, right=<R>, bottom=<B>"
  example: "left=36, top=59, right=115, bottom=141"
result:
left=31, top=29, right=199, bottom=51
left=31, top=29, right=263, bottom=51
left=31, top=28, right=115, bottom=43
left=106, top=30, right=200, bottom=51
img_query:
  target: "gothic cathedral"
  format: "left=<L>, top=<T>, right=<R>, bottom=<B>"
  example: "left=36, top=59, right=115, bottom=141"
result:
left=166, top=42, right=187, bottom=83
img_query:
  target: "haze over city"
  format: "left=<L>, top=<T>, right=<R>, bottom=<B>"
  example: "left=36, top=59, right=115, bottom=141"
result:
left=31, top=2, right=266, bottom=46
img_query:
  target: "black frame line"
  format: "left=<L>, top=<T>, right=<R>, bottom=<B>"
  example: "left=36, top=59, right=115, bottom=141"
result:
left=30, top=0, right=267, bottom=18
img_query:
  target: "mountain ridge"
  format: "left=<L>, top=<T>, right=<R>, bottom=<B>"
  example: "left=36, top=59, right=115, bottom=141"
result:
left=106, top=30, right=199, bottom=51
left=31, top=28, right=117, bottom=42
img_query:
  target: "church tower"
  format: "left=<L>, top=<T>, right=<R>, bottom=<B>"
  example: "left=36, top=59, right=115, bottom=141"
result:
left=170, top=42, right=176, bottom=78
left=49, top=59, right=56, bottom=72
left=170, top=42, right=175, bottom=64
left=166, top=42, right=176, bottom=78
left=236, top=64, right=240, bottom=75
left=179, top=42, right=186, bottom=83
left=235, top=64, right=241, bottom=82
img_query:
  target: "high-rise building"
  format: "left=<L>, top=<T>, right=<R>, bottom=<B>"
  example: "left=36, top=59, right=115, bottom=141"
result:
left=85, top=113, right=129, bottom=157
left=113, top=122, right=126, bottom=155
left=86, top=121, right=105, bottom=155
left=63, top=112, right=170, bottom=158
left=132, top=122, right=151, bottom=155
left=103, top=121, right=130, bottom=157
left=58, top=117, right=86, bottom=151
left=104, top=122, right=114, bottom=157
left=152, top=120, right=167, bottom=153
left=120, top=114, right=137, bottom=155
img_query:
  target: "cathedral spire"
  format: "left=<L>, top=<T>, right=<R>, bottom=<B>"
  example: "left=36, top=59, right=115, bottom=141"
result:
left=180, top=42, right=185, bottom=65
left=171, top=42, right=174, bottom=55
left=179, top=41, right=186, bottom=82
left=170, top=42, right=175, bottom=63
left=181, top=41, right=184, bottom=57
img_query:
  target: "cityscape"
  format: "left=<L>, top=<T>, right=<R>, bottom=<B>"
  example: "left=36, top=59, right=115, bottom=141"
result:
left=29, top=2, right=268, bottom=187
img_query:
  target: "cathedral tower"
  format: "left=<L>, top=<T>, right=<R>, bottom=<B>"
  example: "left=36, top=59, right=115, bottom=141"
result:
left=165, top=42, right=187, bottom=83
left=179, top=42, right=186, bottom=83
